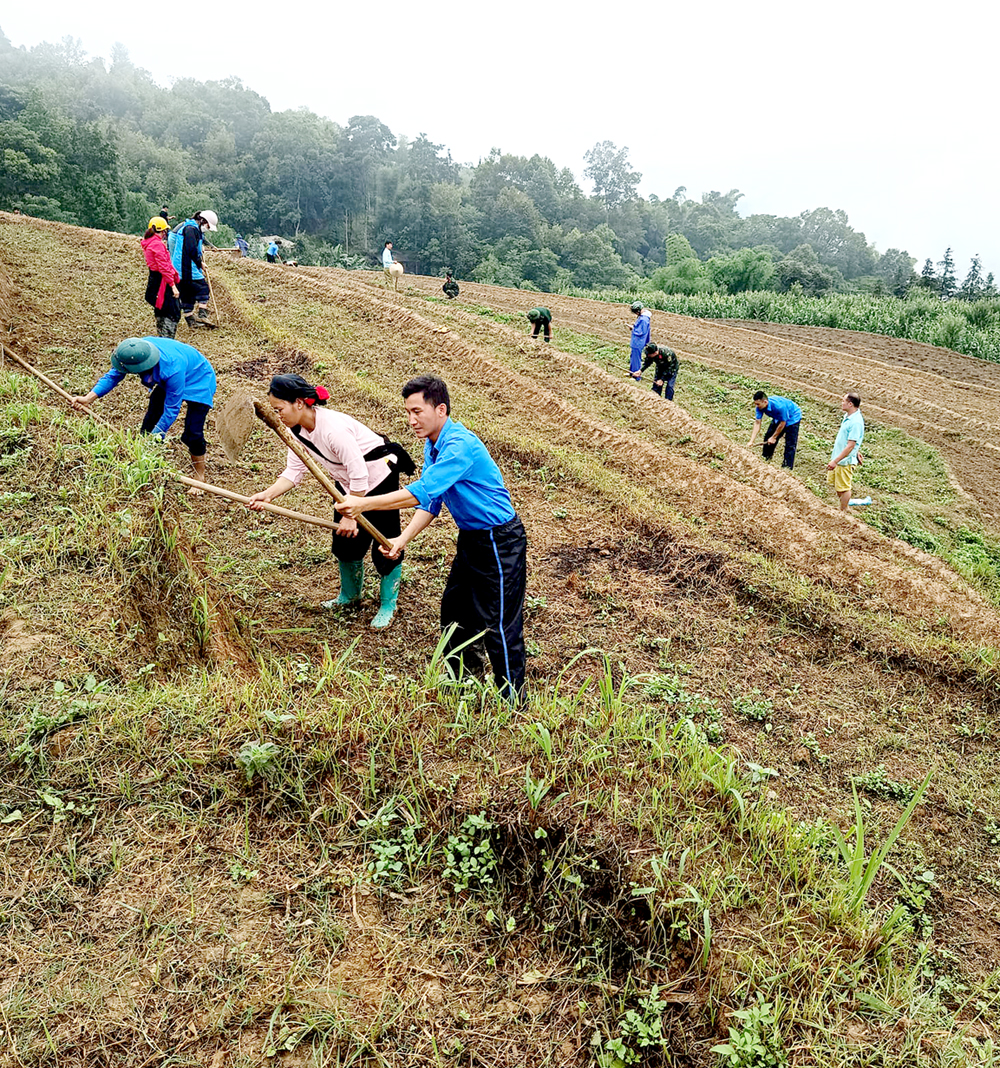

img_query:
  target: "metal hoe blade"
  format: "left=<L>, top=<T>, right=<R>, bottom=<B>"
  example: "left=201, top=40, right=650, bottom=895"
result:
left=216, top=391, right=256, bottom=461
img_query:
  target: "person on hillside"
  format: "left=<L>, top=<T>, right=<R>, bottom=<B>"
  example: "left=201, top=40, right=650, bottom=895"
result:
left=141, top=216, right=182, bottom=339
left=71, top=337, right=216, bottom=493
left=382, top=241, right=395, bottom=281
left=246, top=375, right=416, bottom=629
left=158, top=206, right=174, bottom=223
left=169, top=209, right=219, bottom=329
left=443, top=271, right=460, bottom=299
left=526, top=306, right=552, bottom=343
left=336, top=374, right=528, bottom=702
left=629, top=302, right=651, bottom=379
left=235, top=233, right=250, bottom=257
left=826, top=393, right=865, bottom=511
left=747, top=391, right=803, bottom=470
left=266, top=239, right=283, bottom=265
left=640, top=342, right=680, bottom=400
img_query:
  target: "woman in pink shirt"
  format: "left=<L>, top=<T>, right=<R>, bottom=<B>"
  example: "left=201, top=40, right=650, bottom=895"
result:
left=247, top=374, right=413, bottom=629
left=140, top=216, right=182, bottom=338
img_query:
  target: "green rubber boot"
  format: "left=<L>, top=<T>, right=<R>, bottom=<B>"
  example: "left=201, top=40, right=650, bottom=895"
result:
left=321, top=560, right=364, bottom=609
left=370, top=566, right=402, bottom=629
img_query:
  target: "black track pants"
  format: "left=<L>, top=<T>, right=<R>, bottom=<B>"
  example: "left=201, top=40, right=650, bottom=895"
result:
left=440, top=516, right=527, bottom=701
left=330, top=469, right=403, bottom=577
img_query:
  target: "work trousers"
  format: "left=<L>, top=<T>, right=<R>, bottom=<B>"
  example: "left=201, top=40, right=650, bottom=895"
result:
left=141, top=386, right=210, bottom=456
left=531, top=320, right=551, bottom=342
left=441, top=515, right=527, bottom=702
left=760, top=419, right=800, bottom=470
left=651, top=373, right=678, bottom=401
left=330, top=469, right=403, bottom=577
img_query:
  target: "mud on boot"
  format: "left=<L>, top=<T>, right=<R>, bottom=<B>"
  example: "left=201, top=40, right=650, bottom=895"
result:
left=321, top=560, right=364, bottom=609
left=370, top=565, right=401, bottom=629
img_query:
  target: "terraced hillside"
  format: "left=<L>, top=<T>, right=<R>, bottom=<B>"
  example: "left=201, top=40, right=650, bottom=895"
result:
left=2, top=214, right=999, bottom=1068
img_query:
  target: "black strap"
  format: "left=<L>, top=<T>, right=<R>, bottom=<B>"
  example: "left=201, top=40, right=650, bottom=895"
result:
left=291, top=426, right=416, bottom=476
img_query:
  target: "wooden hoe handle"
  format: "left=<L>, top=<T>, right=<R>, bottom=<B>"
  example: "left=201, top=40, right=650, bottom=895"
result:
left=252, top=400, right=395, bottom=551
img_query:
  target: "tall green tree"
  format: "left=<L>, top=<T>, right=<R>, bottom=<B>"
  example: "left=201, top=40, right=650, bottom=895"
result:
left=937, top=248, right=957, bottom=300
left=583, top=141, right=641, bottom=213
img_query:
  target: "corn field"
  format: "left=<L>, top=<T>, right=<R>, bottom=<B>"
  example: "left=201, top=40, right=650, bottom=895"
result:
left=585, top=288, right=1000, bottom=363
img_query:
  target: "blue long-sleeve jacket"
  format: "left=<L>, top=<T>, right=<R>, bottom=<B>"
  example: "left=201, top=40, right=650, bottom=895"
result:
left=630, top=311, right=652, bottom=358
left=407, top=419, right=515, bottom=530
left=92, top=338, right=216, bottom=436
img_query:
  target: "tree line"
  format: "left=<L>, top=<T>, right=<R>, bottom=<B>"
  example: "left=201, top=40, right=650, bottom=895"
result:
left=0, top=29, right=994, bottom=302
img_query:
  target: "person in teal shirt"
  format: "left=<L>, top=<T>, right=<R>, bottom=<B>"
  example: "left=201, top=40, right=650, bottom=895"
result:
left=826, top=393, right=865, bottom=510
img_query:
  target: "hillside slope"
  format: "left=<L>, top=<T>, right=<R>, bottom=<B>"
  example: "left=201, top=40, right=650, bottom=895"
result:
left=2, top=214, right=999, bottom=1067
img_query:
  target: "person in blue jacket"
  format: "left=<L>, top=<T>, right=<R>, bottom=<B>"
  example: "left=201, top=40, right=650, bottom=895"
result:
left=629, top=301, right=651, bottom=379
left=169, top=209, right=218, bottom=329
left=266, top=239, right=283, bottom=264
left=336, top=374, right=527, bottom=703
left=72, top=337, right=217, bottom=490
left=746, top=391, right=803, bottom=470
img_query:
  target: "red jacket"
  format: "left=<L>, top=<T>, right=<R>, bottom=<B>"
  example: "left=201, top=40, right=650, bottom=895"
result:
left=141, top=235, right=180, bottom=310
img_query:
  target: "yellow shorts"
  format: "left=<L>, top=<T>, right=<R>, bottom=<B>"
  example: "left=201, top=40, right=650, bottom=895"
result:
left=827, top=465, right=853, bottom=492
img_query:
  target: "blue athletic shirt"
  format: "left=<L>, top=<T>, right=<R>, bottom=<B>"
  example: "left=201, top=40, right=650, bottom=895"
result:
left=755, top=395, right=802, bottom=426
left=407, top=418, right=515, bottom=530
left=93, top=338, right=217, bottom=437
left=831, top=410, right=864, bottom=465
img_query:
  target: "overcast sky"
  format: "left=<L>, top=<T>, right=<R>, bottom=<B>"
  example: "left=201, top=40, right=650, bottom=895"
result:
left=3, top=0, right=996, bottom=277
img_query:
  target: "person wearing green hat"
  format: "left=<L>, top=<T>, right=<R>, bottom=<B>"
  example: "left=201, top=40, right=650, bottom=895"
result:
left=526, top=306, right=552, bottom=343
left=72, top=337, right=217, bottom=489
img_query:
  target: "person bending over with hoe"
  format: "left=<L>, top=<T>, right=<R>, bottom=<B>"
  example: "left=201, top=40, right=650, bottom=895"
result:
left=629, top=301, right=651, bottom=379
left=337, top=375, right=528, bottom=703
left=141, top=216, right=181, bottom=339
left=526, top=306, right=552, bottom=343
left=641, top=342, right=679, bottom=400
left=246, top=375, right=415, bottom=629
left=72, top=337, right=216, bottom=493
left=442, top=271, right=460, bottom=299
left=746, top=391, right=803, bottom=470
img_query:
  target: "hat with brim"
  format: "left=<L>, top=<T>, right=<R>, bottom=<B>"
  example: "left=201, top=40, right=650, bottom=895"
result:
left=111, top=338, right=160, bottom=374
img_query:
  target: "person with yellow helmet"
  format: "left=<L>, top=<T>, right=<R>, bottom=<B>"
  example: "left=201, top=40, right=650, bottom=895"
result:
left=141, top=216, right=182, bottom=338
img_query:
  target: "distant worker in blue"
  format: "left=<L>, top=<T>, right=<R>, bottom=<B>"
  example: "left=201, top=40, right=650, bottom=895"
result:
left=827, top=392, right=865, bottom=511
left=629, top=301, right=651, bottom=379
left=72, top=337, right=217, bottom=492
left=266, top=239, right=283, bottom=264
left=169, top=209, right=219, bottom=329
left=746, top=390, right=803, bottom=470
left=235, top=233, right=250, bottom=257
left=336, top=374, right=528, bottom=703
left=641, top=342, right=679, bottom=400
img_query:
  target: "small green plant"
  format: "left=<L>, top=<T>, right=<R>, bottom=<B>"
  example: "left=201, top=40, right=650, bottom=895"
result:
left=833, top=770, right=932, bottom=915
left=710, top=998, right=786, bottom=1068
left=733, top=690, right=773, bottom=728
left=851, top=765, right=917, bottom=803
left=236, top=740, right=281, bottom=784
left=357, top=801, right=425, bottom=887
left=593, top=986, right=670, bottom=1067
left=442, top=813, right=497, bottom=894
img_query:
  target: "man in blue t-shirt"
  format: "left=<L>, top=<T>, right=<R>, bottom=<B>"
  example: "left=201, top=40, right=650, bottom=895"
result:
left=336, top=374, right=527, bottom=702
left=747, top=391, right=803, bottom=470
left=826, top=392, right=865, bottom=511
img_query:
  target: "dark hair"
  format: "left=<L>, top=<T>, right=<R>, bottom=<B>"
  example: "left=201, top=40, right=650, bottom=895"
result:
left=384, top=240, right=392, bottom=247
left=402, top=374, right=450, bottom=414
left=269, top=374, right=329, bottom=406
left=753, top=390, right=767, bottom=402
left=847, top=392, right=861, bottom=408
left=643, top=343, right=658, bottom=355
left=144, top=225, right=162, bottom=239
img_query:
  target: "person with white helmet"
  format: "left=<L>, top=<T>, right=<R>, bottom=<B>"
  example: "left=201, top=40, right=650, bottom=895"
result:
left=169, top=209, right=219, bottom=330
left=71, top=337, right=217, bottom=492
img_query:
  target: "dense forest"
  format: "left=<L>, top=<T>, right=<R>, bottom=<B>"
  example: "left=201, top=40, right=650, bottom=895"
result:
left=1, top=29, right=995, bottom=304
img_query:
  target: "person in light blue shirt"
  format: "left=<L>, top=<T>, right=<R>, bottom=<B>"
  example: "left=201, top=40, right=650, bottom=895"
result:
left=747, top=391, right=803, bottom=470
left=266, top=240, right=282, bottom=264
left=629, top=302, right=651, bottom=378
left=72, top=336, right=217, bottom=489
left=826, top=392, right=865, bottom=510
left=337, top=374, right=527, bottom=701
